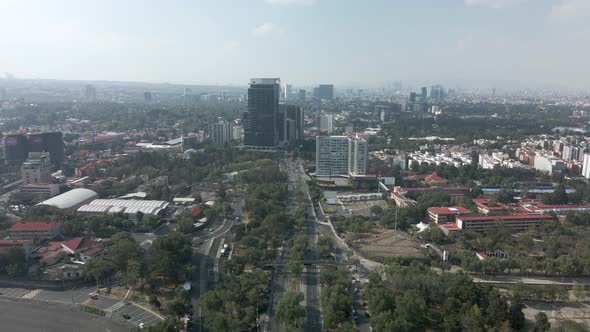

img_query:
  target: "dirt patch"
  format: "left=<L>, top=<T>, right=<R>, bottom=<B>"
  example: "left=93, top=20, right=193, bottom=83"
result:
left=523, top=301, right=590, bottom=324
left=353, top=228, right=425, bottom=261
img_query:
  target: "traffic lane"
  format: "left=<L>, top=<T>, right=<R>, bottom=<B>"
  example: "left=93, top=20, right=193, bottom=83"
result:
left=0, top=297, right=127, bottom=332
left=0, top=287, right=30, bottom=298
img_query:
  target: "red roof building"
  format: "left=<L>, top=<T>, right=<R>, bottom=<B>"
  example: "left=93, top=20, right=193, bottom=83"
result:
left=191, top=206, right=203, bottom=217
left=472, top=198, right=510, bottom=215
left=423, top=171, right=448, bottom=184
left=0, top=239, right=33, bottom=258
left=8, top=221, right=61, bottom=239
left=427, top=206, right=472, bottom=224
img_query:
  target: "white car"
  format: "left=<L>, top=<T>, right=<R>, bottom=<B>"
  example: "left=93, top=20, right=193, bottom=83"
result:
left=139, top=322, right=145, bottom=329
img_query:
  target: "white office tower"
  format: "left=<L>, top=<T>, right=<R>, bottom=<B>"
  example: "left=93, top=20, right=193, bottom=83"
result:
left=319, top=114, right=333, bottom=134
left=583, top=153, right=590, bottom=179
left=315, top=134, right=368, bottom=177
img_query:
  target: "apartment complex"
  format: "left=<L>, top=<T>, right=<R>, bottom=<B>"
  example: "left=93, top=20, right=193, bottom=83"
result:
left=315, top=134, right=368, bottom=177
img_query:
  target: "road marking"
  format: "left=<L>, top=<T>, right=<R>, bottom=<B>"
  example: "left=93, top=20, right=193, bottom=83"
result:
left=21, top=289, right=42, bottom=299
left=106, top=301, right=126, bottom=312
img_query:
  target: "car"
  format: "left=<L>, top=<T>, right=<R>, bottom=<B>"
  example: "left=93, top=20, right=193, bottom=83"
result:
left=122, top=314, right=131, bottom=319
left=235, top=217, right=241, bottom=222
left=88, top=292, right=98, bottom=300
left=354, top=287, right=359, bottom=293
left=139, top=322, right=145, bottom=329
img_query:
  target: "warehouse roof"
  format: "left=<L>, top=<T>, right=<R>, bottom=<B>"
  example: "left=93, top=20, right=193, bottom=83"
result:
left=37, top=189, right=98, bottom=209
left=77, top=199, right=169, bottom=215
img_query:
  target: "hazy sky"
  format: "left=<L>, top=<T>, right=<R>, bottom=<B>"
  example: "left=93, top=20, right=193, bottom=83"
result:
left=1, top=0, right=589, bottom=88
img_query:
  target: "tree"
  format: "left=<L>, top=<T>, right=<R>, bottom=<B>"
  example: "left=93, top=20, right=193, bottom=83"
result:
left=550, top=320, right=589, bottom=332
left=509, top=301, right=526, bottom=331
left=533, top=312, right=551, bottom=332
left=85, top=258, right=115, bottom=289
left=495, top=189, right=516, bottom=204
left=573, top=282, right=586, bottom=302
left=276, top=292, right=305, bottom=330
left=370, top=205, right=383, bottom=216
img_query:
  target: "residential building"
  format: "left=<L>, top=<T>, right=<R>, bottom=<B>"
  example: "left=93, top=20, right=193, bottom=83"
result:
left=84, top=84, right=96, bottom=102
left=319, top=114, right=333, bottom=134
left=8, top=221, right=62, bottom=239
left=533, top=154, right=565, bottom=174
left=232, top=125, right=243, bottom=141
left=315, top=134, right=368, bottom=177
left=583, top=154, right=590, bottom=179
left=243, top=78, right=280, bottom=148
left=208, top=120, right=233, bottom=145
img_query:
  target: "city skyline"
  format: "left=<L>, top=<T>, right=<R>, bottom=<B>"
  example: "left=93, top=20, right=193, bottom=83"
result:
left=1, top=0, right=589, bottom=89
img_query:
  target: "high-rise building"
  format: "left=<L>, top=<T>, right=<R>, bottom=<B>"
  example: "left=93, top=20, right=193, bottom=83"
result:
left=583, top=154, right=590, bottom=179
left=348, top=135, right=368, bottom=175
left=421, top=87, right=428, bottom=99
left=27, top=132, right=65, bottom=167
left=317, top=84, right=334, bottom=100
left=320, top=114, right=333, bottom=134
left=409, top=92, right=417, bottom=103
left=232, top=125, right=244, bottom=141
left=243, top=78, right=280, bottom=148
left=315, top=134, right=368, bottom=177
left=0, top=87, right=6, bottom=101
left=276, top=104, right=287, bottom=146
left=21, top=152, right=51, bottom=185
left=85, top=85, right=96, bottom=102
left=144, top=91, right=153, bottom=102
left=285, top=104, right=304, bottom=142
left=3, top=134, right=28, bottom=165
left=208, top=120, right=233, bottom=145
left=298, top=89, right=306, bottom=102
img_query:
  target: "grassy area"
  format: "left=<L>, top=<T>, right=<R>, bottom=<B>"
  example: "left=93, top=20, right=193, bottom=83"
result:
left=80, top=305, right=106, bottom=316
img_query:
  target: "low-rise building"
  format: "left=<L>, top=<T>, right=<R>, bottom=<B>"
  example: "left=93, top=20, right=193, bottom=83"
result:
left=0, top=239, right=33, bottom=258
left=472, top=198, right=510, bottom=215
left=427, top=206, right=472, bottom=224
left=456, top=214, right=553, bottom=233
left=8, top=221, right=61, bottom=240
left=19, top=183, right=60, bottom=201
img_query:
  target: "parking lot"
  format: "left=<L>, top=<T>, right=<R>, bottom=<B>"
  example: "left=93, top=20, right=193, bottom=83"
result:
left=0, top=286, right=162, bottom=328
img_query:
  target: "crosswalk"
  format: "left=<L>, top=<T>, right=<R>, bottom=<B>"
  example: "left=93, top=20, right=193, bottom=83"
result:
left=21, top=289, right=42, bottom=299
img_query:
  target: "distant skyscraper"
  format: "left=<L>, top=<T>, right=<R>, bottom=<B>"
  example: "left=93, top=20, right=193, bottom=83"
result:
left=298, top=89, right=306, bottom=102
left=583, top=154, right=590, bottom=179
left=285, top=84, right=292, bottom=101
left=285, top=104, right=304, bottom=142
left=409, top=92, right=417, bottom=103
left=421, top=87, right=428, bottom=99
left=144, top=91, right=153, bottom=102
left=243, top=78, right=280, bottom=148
left=0, top=87, right=6, bottom=101
left=317, top=84, right=334, bottom=100
left=316, top=134, right=368, bottom=177
left=208, top=120, right=233, bottom=145
left=85, top=84, right=96, bottom=102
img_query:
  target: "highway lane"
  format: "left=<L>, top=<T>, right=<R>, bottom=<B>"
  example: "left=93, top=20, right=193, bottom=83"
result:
left=292, top=159, right=322, bottom=332
left=0, top=297, right=127, bottom=332
left=190, top=199, right=237, bottom=332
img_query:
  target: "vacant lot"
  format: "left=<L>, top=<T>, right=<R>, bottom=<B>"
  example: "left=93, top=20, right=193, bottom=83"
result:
left=353, top=229, right=425, bottom=261
left=523, top=301, right=590, bottom=327
left=340, top=199, right=388, bottom=217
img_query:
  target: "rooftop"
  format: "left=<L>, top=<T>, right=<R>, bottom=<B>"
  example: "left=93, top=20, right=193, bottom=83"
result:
left=9, top=221, right=58, bottom=232
left=428, top=206, right=472, bottom=215
left=457, top=214, right=553, bottom=222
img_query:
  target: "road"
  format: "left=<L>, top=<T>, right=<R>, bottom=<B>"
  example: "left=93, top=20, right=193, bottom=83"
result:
left=291, top=159, right=322, bottom=332
left=190, top=197, right=238, bottom=332
left=0, top=297, right=127, bottom=332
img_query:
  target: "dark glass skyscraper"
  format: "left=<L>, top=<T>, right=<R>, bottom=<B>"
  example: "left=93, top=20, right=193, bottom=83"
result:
left=243, top=78, right=280, bottom=147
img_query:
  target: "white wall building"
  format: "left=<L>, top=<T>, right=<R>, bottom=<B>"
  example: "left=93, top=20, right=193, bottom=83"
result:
left=319, top=114, right=333, bottom=134
left=583, top=153, right=590, bottom=179
left=316, top=134, right=368, bottom=177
